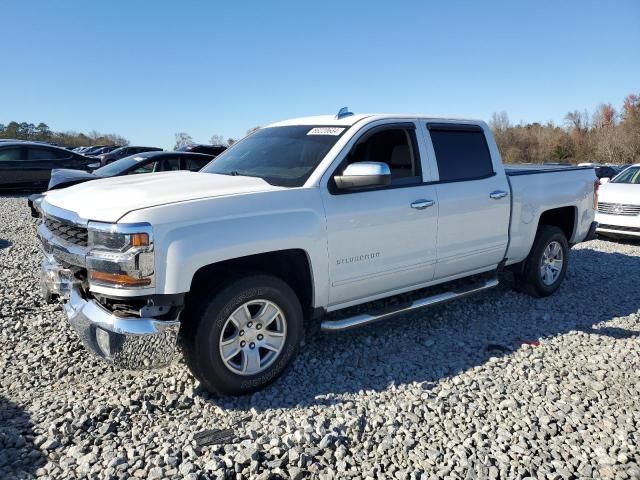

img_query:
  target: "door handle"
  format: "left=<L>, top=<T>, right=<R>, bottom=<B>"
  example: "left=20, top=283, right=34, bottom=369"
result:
left=489, top=190, right=509, bottom=200
left=411, top=199, right=435, bottom=210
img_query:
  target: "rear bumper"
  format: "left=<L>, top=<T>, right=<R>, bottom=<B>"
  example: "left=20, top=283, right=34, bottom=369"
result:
left=41, top=257, right=181, bottom=370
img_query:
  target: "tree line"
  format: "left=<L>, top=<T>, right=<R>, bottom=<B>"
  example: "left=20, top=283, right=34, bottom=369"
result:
left=174, top=127, right=261, bottom=150
left=490, top=93, right=640, bottom=165
left=0, top=121, right=129, bottom=147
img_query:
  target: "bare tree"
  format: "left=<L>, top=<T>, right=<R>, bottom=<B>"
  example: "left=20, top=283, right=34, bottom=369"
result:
left=564, top=110, right=590, bottom=132
left=489, top=111, right=511, bottom=132
left=209, top=134, right=225, bottom=145
left=227, top=138, right=236, bottom=146
left=174, top=132, right=193, bottom=149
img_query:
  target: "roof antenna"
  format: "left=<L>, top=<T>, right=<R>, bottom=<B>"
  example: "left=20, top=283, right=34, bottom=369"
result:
left=335, top=106, right=354, bottom=120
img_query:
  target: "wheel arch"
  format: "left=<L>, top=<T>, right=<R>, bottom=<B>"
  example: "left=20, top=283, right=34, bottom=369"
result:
left=537, top=205, right=577, bottom=242
left=186, top=248, right=316, bottom=320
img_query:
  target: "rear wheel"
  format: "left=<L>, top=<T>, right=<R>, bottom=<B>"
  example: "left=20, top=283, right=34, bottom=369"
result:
left=513, top=225, right=569, bottom=297
left=183, top=274, right=303, bottom=395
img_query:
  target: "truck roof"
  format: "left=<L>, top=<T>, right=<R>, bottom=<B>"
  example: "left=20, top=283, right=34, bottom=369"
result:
left=266, top=114, right=485, bottom=128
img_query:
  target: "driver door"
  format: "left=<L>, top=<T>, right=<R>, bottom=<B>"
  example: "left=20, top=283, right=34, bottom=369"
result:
left=321, top=122, right=439, bottom=307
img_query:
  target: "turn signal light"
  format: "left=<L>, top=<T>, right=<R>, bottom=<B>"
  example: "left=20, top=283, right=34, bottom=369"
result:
left=131, top=233, right=150, bottom=247
left=89, top=270, right=151, bottom=287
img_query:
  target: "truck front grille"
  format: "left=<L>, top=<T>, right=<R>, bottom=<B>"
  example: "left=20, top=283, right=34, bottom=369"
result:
left=43, top=217, right=88, bottom=247
left=597, top=202, right=640, bottom=216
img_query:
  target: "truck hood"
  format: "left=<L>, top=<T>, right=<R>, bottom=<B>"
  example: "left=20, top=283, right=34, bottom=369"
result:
left=43, top=171, right=281, bottom=222
left=599, top=183, right=640, bottom=204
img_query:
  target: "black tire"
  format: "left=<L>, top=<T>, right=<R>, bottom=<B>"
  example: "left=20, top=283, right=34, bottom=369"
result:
left=183, top=274, right=303, bottom=395
left=513, top=225, right=569, bottom=298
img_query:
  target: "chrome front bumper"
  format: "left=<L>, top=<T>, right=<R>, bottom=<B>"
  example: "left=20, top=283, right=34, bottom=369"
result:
left=41, top=259, right=180, bottom=370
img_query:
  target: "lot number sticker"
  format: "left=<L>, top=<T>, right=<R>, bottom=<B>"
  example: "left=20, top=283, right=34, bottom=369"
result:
left=307, top=127, right=345, bottom=136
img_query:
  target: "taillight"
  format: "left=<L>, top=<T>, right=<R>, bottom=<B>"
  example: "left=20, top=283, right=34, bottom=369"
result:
left=593, top=180, right=599, bottom=209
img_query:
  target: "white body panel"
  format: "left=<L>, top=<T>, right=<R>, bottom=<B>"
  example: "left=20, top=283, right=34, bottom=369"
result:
left=505, top=169, right=596, bottom=263
left=40, top=114, right=597, bottom=313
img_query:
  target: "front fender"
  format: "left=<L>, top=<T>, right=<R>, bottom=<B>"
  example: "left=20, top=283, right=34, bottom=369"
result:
left=119, top=189, right=329, bottom=308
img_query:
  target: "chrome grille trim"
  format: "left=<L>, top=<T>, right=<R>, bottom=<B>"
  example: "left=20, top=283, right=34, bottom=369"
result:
left=43, top=216, right=88, bottom=247
left=597, top=202, right=640, bottom=216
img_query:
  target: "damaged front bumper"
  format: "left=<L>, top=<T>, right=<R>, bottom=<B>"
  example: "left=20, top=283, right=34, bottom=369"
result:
left=41, top=257, right=181, bottom=370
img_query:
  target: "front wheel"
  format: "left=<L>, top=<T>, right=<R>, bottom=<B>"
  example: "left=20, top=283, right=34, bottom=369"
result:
left=513, top=225, right=569, bottom=297
left=183, top=274, right=303, bottom=395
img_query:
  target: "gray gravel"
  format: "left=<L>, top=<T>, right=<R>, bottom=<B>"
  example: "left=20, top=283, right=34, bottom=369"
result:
left=1, top=194, right=639, bottom=480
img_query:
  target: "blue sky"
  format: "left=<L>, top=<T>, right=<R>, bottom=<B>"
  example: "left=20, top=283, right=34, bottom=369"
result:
left=2, top=0, right=639, bottom=149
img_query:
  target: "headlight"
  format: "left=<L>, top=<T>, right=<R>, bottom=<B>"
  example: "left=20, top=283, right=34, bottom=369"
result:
left=86, top=222, right=154, bottom=288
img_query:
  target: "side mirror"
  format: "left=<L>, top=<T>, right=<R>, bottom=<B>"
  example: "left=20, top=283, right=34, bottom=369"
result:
left=599, top=177, right=610, bottom=185
left=334, top=162, right=391, bottom=190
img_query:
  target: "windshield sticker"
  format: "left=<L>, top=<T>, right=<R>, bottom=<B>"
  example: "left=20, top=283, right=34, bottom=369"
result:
left=307, top=127, right=345, bottom=136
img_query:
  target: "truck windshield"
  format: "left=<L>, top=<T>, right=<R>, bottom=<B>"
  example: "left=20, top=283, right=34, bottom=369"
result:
left=612, top=166, right=640, bottom=184
left=202, top=125, right=347, bottom=187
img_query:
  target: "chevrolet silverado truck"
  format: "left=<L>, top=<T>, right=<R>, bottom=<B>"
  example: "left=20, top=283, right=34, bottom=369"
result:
left=36, top=111, right=598, bottom=394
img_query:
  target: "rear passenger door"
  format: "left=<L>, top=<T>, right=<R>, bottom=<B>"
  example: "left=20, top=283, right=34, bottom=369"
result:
left=26, top=147, right=69, bottom=188
left=423, top=123, right=510, bottom=280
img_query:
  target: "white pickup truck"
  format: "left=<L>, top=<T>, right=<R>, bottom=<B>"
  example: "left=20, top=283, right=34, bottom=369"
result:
left=36, top=111, right=598, bottom=394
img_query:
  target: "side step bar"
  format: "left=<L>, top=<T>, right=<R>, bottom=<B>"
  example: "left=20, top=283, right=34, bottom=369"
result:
left=321, top=276, right=499, bottom=332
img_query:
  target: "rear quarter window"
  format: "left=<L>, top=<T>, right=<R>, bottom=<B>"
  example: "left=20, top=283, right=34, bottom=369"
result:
left=428, top=125, right=494, bottom=182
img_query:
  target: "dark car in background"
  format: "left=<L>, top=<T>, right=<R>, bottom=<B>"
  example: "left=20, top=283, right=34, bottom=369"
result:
left=97, top=145, right=163, bottom=166
left=85, top=145, right=121, bottom=156
left=0, top=142, right=98, bottom=191
left=176, top=144, right=227, bottom=156
left=80, top=145, right=108, bottom=155
left=595, top=165, right=623, bottom=180
left=46, top=151, right=214, bottom=190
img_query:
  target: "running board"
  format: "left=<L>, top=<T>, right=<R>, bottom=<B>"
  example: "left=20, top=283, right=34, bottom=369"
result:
left=321, top=276, right=499, bottom=332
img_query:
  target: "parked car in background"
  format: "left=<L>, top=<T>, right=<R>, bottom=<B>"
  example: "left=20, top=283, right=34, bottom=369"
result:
left=85, top=145, right=120, bottom=156
left=595, top=165, right=621, bottom=180
left=97, top=146, right=163, bottom=166
left=0, top=141, right=99, bottom=191
left=596, top=164, right=640, bottom=239
left=47, top=151, right=214, bottom=190
left=176, top=144, right=227, bottom=157
left=36, top=112, right=597, bottom=395
left=81, top=145, right=108, bottom=155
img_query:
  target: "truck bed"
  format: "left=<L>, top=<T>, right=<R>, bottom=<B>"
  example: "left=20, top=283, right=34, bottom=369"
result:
left=504, top=164, right=597, bottom=265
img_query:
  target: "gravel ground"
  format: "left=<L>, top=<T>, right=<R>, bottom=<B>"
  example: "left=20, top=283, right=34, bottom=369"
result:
left=1, top=194, right=639, bottom=480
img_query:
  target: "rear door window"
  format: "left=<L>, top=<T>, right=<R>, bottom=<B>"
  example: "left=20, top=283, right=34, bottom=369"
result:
left=160, top=157, right=180, bottom=171
left=428, top=125, right=494, bottom=182
left=130, top=160, right=158, bottom=174
left=185, top=156, right=211, bottom=171
left=28, top=148, right=69, bottom=160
